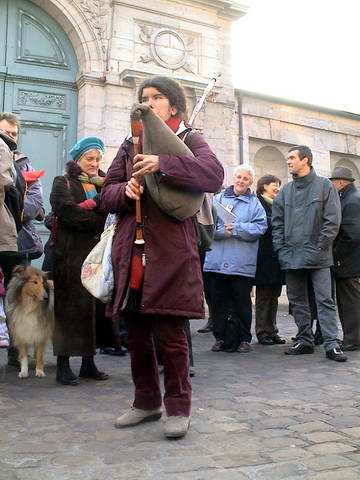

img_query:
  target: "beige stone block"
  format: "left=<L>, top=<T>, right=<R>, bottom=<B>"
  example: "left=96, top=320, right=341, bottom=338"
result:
left=303, top=431, right=348, bottom=443
left=306, top=442, right=356, bottom=455
left=341, top=427, right=360, bottom=438
left=303, top=454, right=357, bottom=471
left=346, top=135, right=360, bottom=156
left=246, top=117, right=271, bottom=140
left=288, top=421, right=333, bottom=433
left=307, top=470, right=360, bottom=480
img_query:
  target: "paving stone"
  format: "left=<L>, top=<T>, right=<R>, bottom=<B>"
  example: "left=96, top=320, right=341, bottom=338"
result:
left=327, top=416, right=360, bottom=428
left=288, top=421, right=333, bottom=433
left=159, top=456, right=218, bottom=474
left=240, top=461, right=310, bottom=479
left=340, top=427, right=360, bottom=438
left=2, top=313, right=360, bottom=480
left=301, top=454, right=357, bottom=471
left=266, top=446, right=311, bottom=461
left=261, top=436, right=308, bottom=449
left=303, top=431, right=349, bottom=443
left=254, top=428, right=292, bottom=438
left=308, top=469, right=360, bottom=480
left=306, top=442, right=357, bottom=455
left=216, top=422, right=251, bottom=432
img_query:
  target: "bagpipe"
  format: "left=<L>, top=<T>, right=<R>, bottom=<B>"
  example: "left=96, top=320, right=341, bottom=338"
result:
left=130, top=75, right=220, bottom=243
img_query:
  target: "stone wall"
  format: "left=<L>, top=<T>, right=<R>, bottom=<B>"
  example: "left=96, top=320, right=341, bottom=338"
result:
left=37, top=0, right=247, bottom=169
left=239, top=92, right=360, bottom=186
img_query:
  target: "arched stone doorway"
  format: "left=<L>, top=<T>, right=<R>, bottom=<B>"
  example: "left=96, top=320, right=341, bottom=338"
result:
left=253, top=145, right=287, bottom=186
left=0, top=0, right=80, bottom=255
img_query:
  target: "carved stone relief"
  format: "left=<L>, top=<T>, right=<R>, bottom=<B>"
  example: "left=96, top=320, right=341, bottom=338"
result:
left=138, top=24, right=197, bottom=73
left=18, top=90, right=66, bottom=109
left=74, top=0, right=109, bottom=62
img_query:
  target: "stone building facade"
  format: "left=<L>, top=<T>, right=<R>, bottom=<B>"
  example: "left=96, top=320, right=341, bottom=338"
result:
left=1, top=0, right=359, bottom=196
left=28, top=0, right=246, bottom=168
left=237, top=91, right=360, bottom=187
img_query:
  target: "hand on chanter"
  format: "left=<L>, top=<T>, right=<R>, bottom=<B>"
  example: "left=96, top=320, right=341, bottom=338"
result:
left=125, top=177, right=144, bottom=201
left=132, top=154, right=160, bottom=177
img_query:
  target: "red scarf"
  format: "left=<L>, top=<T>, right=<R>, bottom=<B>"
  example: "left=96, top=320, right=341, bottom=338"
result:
left=165, top=115, right=182, bottom=133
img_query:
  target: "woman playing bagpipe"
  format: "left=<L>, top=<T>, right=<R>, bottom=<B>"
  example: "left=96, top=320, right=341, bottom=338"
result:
left=101, top=76, right=224, bottom=438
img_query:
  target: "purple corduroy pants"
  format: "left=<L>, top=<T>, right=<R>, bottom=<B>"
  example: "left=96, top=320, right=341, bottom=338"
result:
left=125, top=313, right=191, bottom=417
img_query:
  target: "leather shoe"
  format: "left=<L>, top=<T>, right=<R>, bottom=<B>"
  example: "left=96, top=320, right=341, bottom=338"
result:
left=237, top=341, right=251, bottom=353
left=79, top=369, right=109, bottom=380
left=285, top=343, right=314, bottom=355
left=272, top=334, right=286, bottom=345
left=258, top=336, right=274, bottom=345
left=211, top=340, right=225, bottom=352
left=115, top=407, right=162, bottom=428
left=198, top=320, right=213, bottom=333
left=164, top=416, right=190, bottom=439
left=326, top=347, right=347, bottom=362
left=100, top=347, right=127, bottom=356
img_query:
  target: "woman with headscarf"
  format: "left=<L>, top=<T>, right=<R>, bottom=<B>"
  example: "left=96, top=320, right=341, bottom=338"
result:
left=50, top=137, right=109, bottom=385
left=101, top=76, right=224, bottom=439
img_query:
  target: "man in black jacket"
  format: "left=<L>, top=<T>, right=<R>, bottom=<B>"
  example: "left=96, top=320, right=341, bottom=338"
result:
left=272, top=145, right=346, bottom=362
left=330, top=166, right=360, bottom=351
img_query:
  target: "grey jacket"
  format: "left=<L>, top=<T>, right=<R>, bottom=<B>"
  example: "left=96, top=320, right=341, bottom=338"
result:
left=272, top=168, right=341, bottom=270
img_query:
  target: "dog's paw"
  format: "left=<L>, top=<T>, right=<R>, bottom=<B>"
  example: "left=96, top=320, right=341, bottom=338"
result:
left=35, top=369, right=46, bottom=378
left=18, top=371, right=29, bottom=379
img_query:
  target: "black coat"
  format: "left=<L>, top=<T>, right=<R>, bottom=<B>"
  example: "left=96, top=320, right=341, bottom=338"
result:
left=50, top=162, right=107, bottom=356
left=254, top=195, right=285, bottom=287
left=333, top=183, right=360, bottom=279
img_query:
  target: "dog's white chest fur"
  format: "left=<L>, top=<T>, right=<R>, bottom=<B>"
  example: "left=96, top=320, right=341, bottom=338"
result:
left=12, top=309, right=48, bottom=345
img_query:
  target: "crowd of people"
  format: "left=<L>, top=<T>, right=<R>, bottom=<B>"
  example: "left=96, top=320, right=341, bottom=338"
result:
left=1, top=76, right=360, bottom=440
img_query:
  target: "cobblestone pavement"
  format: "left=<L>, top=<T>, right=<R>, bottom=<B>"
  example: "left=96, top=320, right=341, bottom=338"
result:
left=1, top=306, right=360, bottom=480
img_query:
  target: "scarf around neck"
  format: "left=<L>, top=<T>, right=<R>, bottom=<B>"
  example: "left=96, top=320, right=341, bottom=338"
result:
left=261, top=193, right=274, bottom=205
left=78, top=172, right=103, bottom=200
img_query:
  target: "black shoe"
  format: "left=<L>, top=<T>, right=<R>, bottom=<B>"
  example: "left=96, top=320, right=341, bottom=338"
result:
left=100, top=347, right=127, bottom=356
left=285, top=343, right=314, bottom=355
left=272, top=334, right=286, bottom=345
left=56, top=356, right=79, bottom=386
left=258, top=336, right=275, bottom=346
left=197, top=321, right=213, bottom=333
left=80, top=356, right=109, bottom=380
left=326, top=347, right=347, bottom=362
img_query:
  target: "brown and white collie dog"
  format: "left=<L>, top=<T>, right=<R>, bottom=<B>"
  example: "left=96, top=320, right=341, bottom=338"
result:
left=5, top=266, right=54, bottom=379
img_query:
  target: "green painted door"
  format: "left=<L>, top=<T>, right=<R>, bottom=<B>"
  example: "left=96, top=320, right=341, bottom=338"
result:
left=0, top=0, right=79, bottom=264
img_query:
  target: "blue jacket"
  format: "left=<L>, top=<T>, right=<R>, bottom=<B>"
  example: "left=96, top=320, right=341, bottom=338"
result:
left=204, top=186, right=267, bottom=277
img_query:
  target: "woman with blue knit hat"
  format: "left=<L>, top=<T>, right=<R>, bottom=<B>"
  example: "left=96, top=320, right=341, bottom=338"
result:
left=49, top=136, right=109, bottom=385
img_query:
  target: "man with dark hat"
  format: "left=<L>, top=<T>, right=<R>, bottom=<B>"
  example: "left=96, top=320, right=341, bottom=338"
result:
left=330, top=166, right=360, bottom=351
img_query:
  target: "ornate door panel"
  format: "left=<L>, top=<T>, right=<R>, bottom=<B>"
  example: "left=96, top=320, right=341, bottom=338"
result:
left=0, top=0, right=79, bottom=263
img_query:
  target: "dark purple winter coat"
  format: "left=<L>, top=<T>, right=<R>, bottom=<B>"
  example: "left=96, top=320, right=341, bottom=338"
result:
left=101, top=131, right=224, bottom=319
